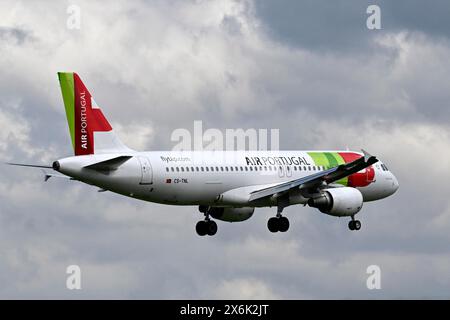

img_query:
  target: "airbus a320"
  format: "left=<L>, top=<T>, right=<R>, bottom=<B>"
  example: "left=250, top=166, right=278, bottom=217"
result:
left=9, top=73, right=399, bottom=236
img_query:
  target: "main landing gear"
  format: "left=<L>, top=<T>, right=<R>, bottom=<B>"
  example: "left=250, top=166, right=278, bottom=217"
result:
left=348, top=215, right=361, bottom=231
left=196, top=206, right=218, bottom=236
left=267, top=201, right=290, bottom=233
left=267, top=215, right=290, bottom=233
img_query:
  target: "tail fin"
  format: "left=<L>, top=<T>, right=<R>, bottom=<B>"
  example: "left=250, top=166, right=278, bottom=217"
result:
left=58, top=72, right=131, bottom=155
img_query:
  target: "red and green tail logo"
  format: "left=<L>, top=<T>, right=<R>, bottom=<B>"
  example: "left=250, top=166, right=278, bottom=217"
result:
left=58, top=72, right=112, bottom=155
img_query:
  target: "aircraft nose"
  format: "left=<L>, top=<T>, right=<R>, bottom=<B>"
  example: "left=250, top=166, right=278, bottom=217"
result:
left=391, top=173, right=399, bottom=194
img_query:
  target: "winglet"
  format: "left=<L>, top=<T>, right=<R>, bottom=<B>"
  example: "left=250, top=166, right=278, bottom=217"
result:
left=361, top=149, right=378, bottom=164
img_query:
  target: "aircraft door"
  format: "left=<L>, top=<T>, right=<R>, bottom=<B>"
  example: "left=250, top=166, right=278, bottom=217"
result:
left=278, top=165, right=284, bottom=178
left=286, top=165, right=292, bottom=177
left=138, top=156, right=153, bottom=185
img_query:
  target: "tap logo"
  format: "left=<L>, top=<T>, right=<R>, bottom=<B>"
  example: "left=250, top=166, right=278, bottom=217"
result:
left=79, top=91, right=88, bottom=149
left=73, top=73, right=112, bottom=155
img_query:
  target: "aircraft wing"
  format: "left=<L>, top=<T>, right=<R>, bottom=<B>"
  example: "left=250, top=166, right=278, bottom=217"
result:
left=248, top=149, right=378, bottom=202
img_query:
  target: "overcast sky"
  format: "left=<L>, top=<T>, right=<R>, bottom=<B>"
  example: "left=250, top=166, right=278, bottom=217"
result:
left=1, top=0, right=450, bottom=299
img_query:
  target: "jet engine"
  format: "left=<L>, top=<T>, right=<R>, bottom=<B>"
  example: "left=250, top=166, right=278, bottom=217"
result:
left=307, top=187, right=363, bottom=217
left=209, top=207, right=255, bottom=222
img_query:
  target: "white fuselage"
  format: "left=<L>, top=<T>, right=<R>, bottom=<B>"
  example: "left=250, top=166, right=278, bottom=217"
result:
left=55, top=150, right=399, bottom=208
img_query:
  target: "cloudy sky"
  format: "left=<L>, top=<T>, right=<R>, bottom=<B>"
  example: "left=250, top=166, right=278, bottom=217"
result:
left=1, top=0, right=450, bottom=299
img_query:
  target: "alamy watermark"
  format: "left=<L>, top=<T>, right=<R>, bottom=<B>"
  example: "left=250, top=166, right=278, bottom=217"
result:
left=67, top=4, right=81, bottom=30
left=366, top=5, right=381, bottom=30
left=366, top=265, right=381, bottom=290
left=66, top=265, right=82, bottom=290
left=169, top=120, right=280, bottom=166
left=171, top=120, right=279, bottom=152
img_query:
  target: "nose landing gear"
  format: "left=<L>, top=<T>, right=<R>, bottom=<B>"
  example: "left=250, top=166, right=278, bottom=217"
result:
left=348, top=216, right=361, bottom=231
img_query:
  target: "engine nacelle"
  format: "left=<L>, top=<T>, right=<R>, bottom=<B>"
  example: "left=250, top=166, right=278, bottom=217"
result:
left=307, top=187, right=363, bottom=217
left=209, top=207, right=255, bottom=222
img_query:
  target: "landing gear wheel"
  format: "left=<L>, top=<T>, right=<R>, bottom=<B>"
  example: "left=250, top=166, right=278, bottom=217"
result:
left=348, top=221, right=355, bottom=231
left=278, top=216, right=290, bottom=232
left=196, top=220, right=218, bottom=236
left=267, top=217, right=279, bottom=233
left=206, top=220, right=218, bottom=236
left=196, top=220, right=208, bottom=236
left=348, top=220, right=361, bottom=231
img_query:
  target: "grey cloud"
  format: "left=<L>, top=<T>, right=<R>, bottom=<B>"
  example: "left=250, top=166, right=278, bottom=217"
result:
left=254, top=0, right=450, bottom=52
left=0, top=27, right=30, bottom=45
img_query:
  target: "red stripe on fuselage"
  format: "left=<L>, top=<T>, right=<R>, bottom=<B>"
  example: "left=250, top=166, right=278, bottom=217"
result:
left=338, top=152, right=375, bottom=187
left=73, top=74, right=112, bottom=155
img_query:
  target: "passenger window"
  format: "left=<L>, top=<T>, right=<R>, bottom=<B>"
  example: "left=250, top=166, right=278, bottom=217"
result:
left=250, top=167, right=253, bottom=171
left=220, top=167, right=224, bottom=171
left=176, top=167, right=180, bottom=172
left=216, top=166, right=219, bottom=171
left=181, top=167, right=184, bottom=172
left=171, top=167, right=174, bottom=172
left=196, top=167, right=199, bottom=171
left=210, top=167, right=214, bottom=171
left=205, top=167, right=209, bottom=172
left=245, top=167, right=248, bottom=171
left=186, top=167, right=189, bottom=172
left=191, top=167, right=194, bottom=171
left=225, top=167, right=229, bottom=171
left=230, top=167, right=234, bottom=171
left=240, top=166, right=244, bottom=171
left=201, top=167, right=204, bottom=172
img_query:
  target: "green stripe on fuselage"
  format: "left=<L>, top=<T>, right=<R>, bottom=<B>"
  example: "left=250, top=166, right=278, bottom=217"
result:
left=331, top=152, right=348, bottom=186
left=308, top=152, right=329, bottom=168
left=324, top=152, right=338, bottom=168
left=307, top=152, right=348, bottom=186
left=58, top=72, right=75, bottom=149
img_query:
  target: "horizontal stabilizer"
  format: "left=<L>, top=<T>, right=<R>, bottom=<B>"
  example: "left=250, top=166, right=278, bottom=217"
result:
left=41, top=170, right=71, bottom=182
left=83, top=155, right=132, bottom=171
left=6, top=163, right=53, bottom=169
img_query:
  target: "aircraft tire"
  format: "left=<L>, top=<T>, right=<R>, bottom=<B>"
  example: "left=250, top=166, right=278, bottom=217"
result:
left=267, top=217, right=279, bottom=233
left=196, top=220, right=208, bottom=236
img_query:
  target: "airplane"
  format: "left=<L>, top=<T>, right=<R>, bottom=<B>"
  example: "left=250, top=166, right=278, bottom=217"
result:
left=8, top=72, right=399, bottom=236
